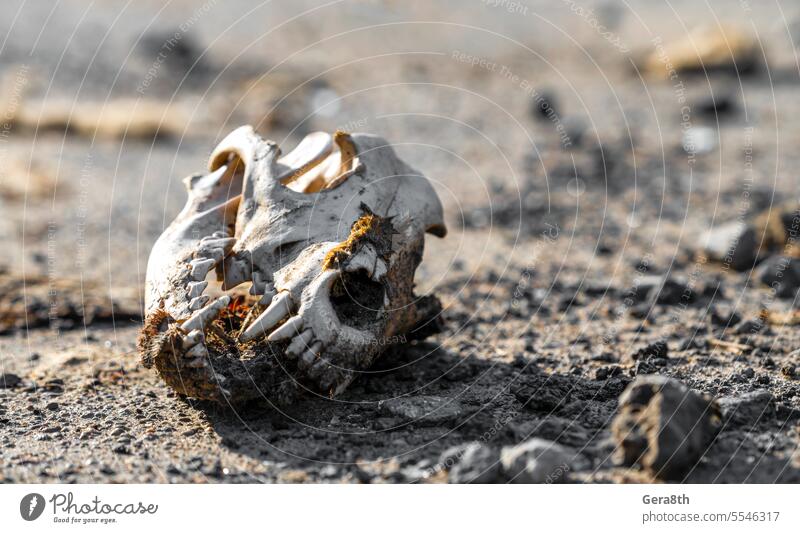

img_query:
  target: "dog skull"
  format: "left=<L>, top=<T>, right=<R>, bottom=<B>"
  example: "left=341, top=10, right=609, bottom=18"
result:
left=140, top=126, right=446, bottom=403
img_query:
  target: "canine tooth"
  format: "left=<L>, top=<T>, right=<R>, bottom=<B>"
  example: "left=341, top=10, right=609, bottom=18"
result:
left=268, top=315, right=304, bottom=342
left=186, top=357, right=208, bottom=368
left=190, top=258, right=216, bottom=281
left=182, top=295, right=230, bottom=332
left=188, top=280, right=208, bottom=298
left=185, top=344, right=208, bottom=358
left=182, top=330, right=204, bottom=349
left=240, top=292, right=293, bottom=341
left=189, top=295, right=210, bottom=310
left=221, top=257, right=251, bottom=290
left=286, top=329, right=314, bottom=358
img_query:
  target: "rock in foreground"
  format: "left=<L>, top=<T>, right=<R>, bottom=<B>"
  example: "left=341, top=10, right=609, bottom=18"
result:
left=611, top=375, right=721, bottom=480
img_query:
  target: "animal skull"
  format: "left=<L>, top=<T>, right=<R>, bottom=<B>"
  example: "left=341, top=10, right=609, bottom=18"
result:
left=140, top=126, right=446, bottom=403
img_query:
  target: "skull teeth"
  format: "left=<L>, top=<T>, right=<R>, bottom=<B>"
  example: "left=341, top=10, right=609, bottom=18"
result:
left=197, top=246, right=226, bottom=262
left=189, top=258, right=216, bottom=281
left=259, top=290, right=277, bottom=305
left=267, top=315, right=304, bottom=342
left=240, top=292, right=294, bottom=342
left=186, top=357, right=208, bottom=369
left=182, top=295, right=231, bottom=332
left=196, top=237, right=235, bottom=263
left=298, top=341, right=323, bottom=370
left=188, top=281, right=208, bottom=299
left=286, top=329, right=314, bottom=358
left=221, top=256, right=252, bottom=290
left=249, top=272, right=271, bottom=295
left=185, top=343, right=208, bottom=359
left=182, top=330, right=205, bottom=350
left=189, top=295, right=210, bottom=311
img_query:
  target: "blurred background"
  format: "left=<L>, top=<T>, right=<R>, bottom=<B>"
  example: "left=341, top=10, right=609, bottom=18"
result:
left=2, top=0, right=799, bottom=300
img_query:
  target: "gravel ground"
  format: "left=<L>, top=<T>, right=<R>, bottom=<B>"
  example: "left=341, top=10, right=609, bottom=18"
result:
left=1, top=0, right=800, bottom=483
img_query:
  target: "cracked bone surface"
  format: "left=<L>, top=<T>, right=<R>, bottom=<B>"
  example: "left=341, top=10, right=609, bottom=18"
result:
left=140, top=126, right=447, bottom=404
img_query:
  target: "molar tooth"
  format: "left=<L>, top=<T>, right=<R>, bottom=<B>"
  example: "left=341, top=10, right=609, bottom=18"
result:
left=182, top=295, right=231, bottom=332
left=298, top=341, right=323, bottom=370
left=259, top=289, right=277, bottom=305
left=189, top=258, right=216, bottom=281
left=221, top=257, right=251, bottom=290
left=189, top=295, right=210, bottom=311
left=249, top=271, right=269, bottom=295
left=211, top=230, right=229, bottom=239
left=185, top=343, right=208, bottom=359
left=267, top=315, right=304, bottom=342
left=182, top=330, right=204, bottom=349
left=186, top=357, right=208, bottom=369
left=286, top=329, right=314, bottom=358
left=188, top=280, right=208, bottom=298
left=240, top=292, right=294, bottom=342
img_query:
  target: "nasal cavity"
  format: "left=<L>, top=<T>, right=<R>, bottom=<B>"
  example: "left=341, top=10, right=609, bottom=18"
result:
left=329, top=270, right=384, bottom=328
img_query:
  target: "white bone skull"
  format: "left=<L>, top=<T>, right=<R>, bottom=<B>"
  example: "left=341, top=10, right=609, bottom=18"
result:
left=140, top=126, right=446, bottom=403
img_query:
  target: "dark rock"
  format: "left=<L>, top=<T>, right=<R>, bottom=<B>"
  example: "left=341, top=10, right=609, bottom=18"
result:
left=611, top=375, right=721, bottom=480
left=710, top=306, right=741, bottom=327
left=694, top=93, right=739, bottom=119
left=699, top=222, right=760, bottom=271
left=595, top=365, right=623, bottom=380
left=632, top=341, right=669, bottom=361
left=446, top=442, right=502, bottom=483
left=734, top=318, right=764, bottom=336
left=754, top=256, right=800, bottom=297
left=0, top=373, right=22, bottom=389
left=718, top=390, right=773, bottom=425
left=500, top=438, right=581, bottom=483
left=531, top=90, right=558, bottom=122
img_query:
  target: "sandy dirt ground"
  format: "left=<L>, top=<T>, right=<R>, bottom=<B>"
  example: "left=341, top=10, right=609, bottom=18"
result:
left=1, top=0, right=800, bottom=483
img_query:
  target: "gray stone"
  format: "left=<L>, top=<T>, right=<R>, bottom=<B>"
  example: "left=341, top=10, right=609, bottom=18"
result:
left=381, top=395, right=463, bottom=426
left=718, top=390, right=773, bottom=425
left=0, top=373, right=22, bottom=389
left=500, top=438, right=579, bottom=483
left=700, top=222, right=760, bottom=272
left=611, top=375, right=721, bottom=480
left=447, top=442, right=502, bottom=483
left=754, top=256, right=800, bottom=297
